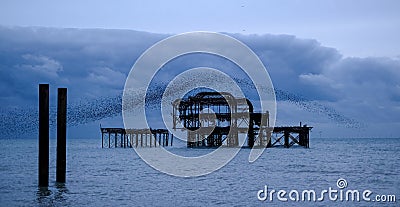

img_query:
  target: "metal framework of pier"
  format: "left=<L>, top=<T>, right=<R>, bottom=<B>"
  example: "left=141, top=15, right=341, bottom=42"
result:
left=173, top=92, right=264, bottom=147
left=172, top=92, right=312, bottom=148
left=270, top=126, right=312, bottom=148
left=101, top=92, right=312, bottom=149
left=101, top=128, right=172, bottom=148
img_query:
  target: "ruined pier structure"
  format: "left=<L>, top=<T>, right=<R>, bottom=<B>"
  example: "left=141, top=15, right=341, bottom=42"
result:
left=101, top=92, right=311, bottom=148
left=101, top=128, right=172, bottom=148
left=172, top=92, right=312, bottom=148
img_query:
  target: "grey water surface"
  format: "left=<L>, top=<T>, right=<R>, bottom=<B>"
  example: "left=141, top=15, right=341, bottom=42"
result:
left=0, top=138, right=399, bottom=206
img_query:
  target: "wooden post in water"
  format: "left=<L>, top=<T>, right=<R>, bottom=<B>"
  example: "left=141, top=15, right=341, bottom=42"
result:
left=38, top=84, right=49, bottom=187
left=56, top=88, right=67, bottom=183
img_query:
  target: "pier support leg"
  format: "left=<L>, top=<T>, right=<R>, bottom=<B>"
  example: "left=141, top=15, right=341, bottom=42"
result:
left=120, top=133, right=123, bottom=148
left=299, top=132, right=304, bottom=147
left=248, top=121, right=254, bottom=147
left=267, top=131, right=272, bottom=148
left=38, top=84, right=49, bottom=187
left=124, top=133, right=126, bottom=148
left=108, top=132, right=111, bottom=148
left=284, top=131, right=290, bottom=148
left=141, top=133, right=143, bottom=147
left=56, top=88, right=67, bottom=183
left=136, top=133, right=138, bottom=147
left=162, top=134, right=165, bottom=147
left=130, top=134, right=133, bottom=148
left=101, top=132, right=104, bottom=148
left=115, top=133, right=117, bottom=148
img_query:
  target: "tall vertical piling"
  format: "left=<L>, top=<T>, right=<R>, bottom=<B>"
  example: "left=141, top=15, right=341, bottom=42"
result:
left=38, top=84, right=49, bottom=187
left=56, top=88, right=67, bottom=183
left=284, top=130, right=290, bottom=148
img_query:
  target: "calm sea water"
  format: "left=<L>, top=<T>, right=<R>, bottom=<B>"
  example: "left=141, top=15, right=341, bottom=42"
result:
left=0, top=138, right=399, bottom=206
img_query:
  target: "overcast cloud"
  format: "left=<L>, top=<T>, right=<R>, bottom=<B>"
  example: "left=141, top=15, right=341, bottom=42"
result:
left=0, top=26, right=399, bottom=138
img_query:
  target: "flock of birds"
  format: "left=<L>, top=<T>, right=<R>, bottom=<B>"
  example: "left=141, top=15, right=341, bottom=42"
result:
left=0, top=79, right=362, bottom=137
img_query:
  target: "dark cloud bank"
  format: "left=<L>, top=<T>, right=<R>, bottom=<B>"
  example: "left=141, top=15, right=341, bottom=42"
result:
left=0, top=26, right=399, bottom=138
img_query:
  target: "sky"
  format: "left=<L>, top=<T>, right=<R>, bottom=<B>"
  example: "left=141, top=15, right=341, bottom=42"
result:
left=1, top=0, right=399, bottom=58
left=0, top=1, right=399, bottom=138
